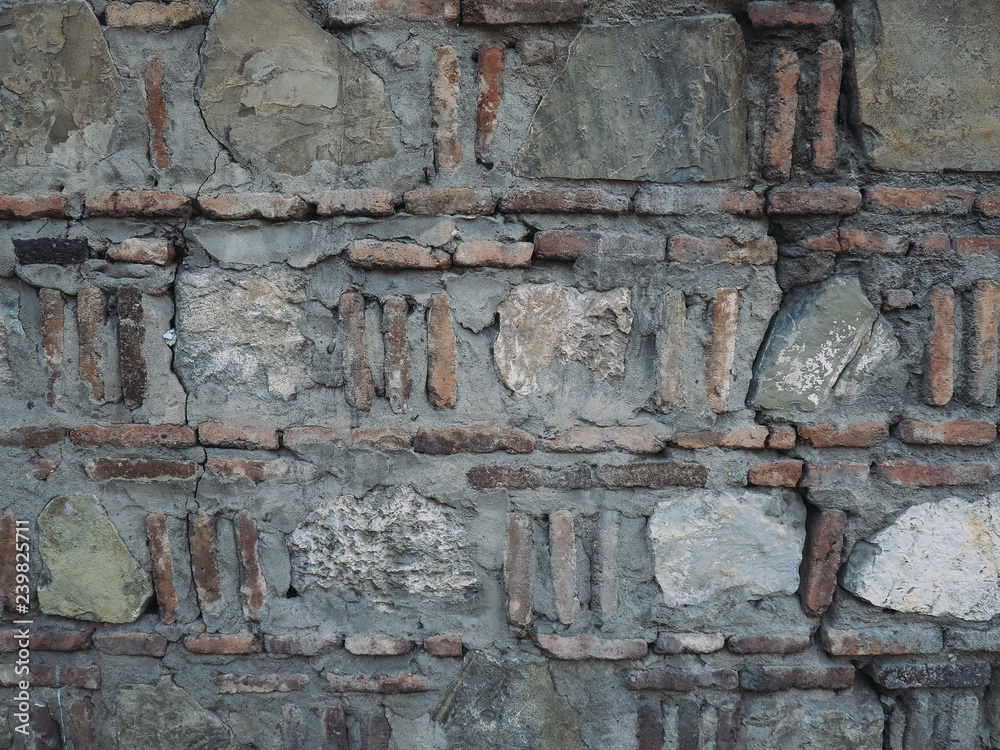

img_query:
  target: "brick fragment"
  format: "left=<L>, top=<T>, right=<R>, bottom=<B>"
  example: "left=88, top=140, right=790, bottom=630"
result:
left=266, top=634, right=344, bottom=656
left=86, top=190, right=193, bottom=218
left=599, top=462, right=708, bottom=488
left=870, top=660, right=990, bottom=690
left=198, top=422, right=279, bottom=450
left=635, top=187, right=764, bottom=218
left=739, top=665, right=854, bottom=691
left=748, top=460, right=803, bottom=487
left=0, top=510, right=15, bottom=614
left=145, top=57, right=169, bottom=169
left=323, top=707, right=349, bottom=750
left=627, top=668, right=738, bottom=692
left=798, top=508, right=846, bottom=617
left=728, top=634, right=809, bottom=655
left=838, top=229, right=908, bottom=256
left=899, top=419, right=996, bottom=446
left=593, top=510, right=619, bottom=620
left=340, top=292, right=374, bottom=411
left=417, top=427, right=536, bottom=456
left=433, top=45, right=462, bottom=171
left=30, top=703, right=61, bottom=748
left=476, top=44, right=505, bottom=165
left=108, top=238, right=176, bottom=267
left=77, top=285, right=106, bottom=401
left=93, top=632, right=168, bottom=657
left=346, top=634, right=414, bottom=656
left=455, top=241, right=533, bottom=268
left=548, top=510, right=579, bottom=625
left=184, top=633, right=260, bottom=655
left=549, top=425, right=664, bottom=453
left=820, top=626, right=942, bottom=656
left=518, top=39, right=555, bottom=65
left=328, top=0, right=459, bottom=25
left=0, top=665, right=101, bottom=690
left=883, top=289, right=914, bottom=309
left=0, top=629, right=93, bottom=652
left=801, top=230, right=840, bottom=253
left=500, top=188, right=629, bottom=214
left=426, top=294, right=458, bottom=408
left=463, top=0, right=584, bottom=24
left=880, top=460, right=995, bottom=487
left=768, top=186, right=862, bottom=215
left=189, top=512, right=223, bottom=615
left=105, top=1, right=203, bottom=28
left=71, top=424, right=196, bottom=449
left=28, top=458, right=57, bottom=481
left=799, top=462, right=869, bottom=487
left=317, top=189, right=396, bottom=216
left=117, top=286, right=147, bottom=410
left=763, top=49, right=799, bottom=182
left=716, top=700, right=741, bottom=750
left=235, top=511, right=267, bottom=622
left=653, top=632, right=725, bottom=655
left=85, top=458, right=197, bottom=481
left=467, top=465, right=542, bottom=489
left=0, top=193, right=68, bottom=220
left=637, top=702, right=663, bottom=750
left=669, top=235, right=776, bottom=265
left=146, top=514, right=178, bottom=625
left=705, top=288, right=739, bottom=413
left=217, top=673, right=309, bottom=694
left=0, top=426, right=65, bottom=449
left=39, top=288, right=63, bottom=406
left=425, top=635, right=462, bottom=657
left=13, top=238, right=88, bottom=264
left=866, top=186, right=975, bottom=214
left=363, top=713, right=392, bottom=750
left=926, top=286, right=956, bottom=406
left=657, top=290, right=686, bottom=406
left=198, top=193, right=309, bottom=221
left=969, top=280, right=1000, bottom=405
left=813, top=40, right=842, bottom=170
left=977, top=190, right=1000, bottom=216
left=347, top=240, right=449, bottom=270
left=504, top=512, right=533, bottom=626
left=797, top=421, right=888, bottom=448
left=955, top=236, right=1000, bottom=256
left=324, top=673, right=428, bottom=693
left=534, top=634, right=647, bottom=660
left=283, top=427, right=411, bottom=451
left=672, top=426, right=768, bottom=450
left=914, top=232, right=951, bottom=254
left=206, top=460, right=277, bottom=484
left=404, top=188, right=495, bottom=215
left=380, top=296, right=412, bottom=414
left=67, top=698, right=98, bottom=750
left=748, top=1, right=835, bottom=27
left=535, top=230, right=665, bottom=261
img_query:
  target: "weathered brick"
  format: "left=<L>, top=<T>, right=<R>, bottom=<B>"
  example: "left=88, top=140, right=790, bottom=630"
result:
left=404, top=188, right=495, bottom=215
left=883, top=289, right=914, bottom=309
left=719, top=191, right=767, bottom=218
left=476, top=44, right=505, bottom=165
left=66, top=698, right=98, bottom=750
left=145, top=513, right=178, bottom=625
left=198, top=193, right=309, bottom=221
left=86, top=190, right=193, bottom=218
left=740, top=665, right=854, bottom=691
left=814, top=40, right=842, bottom=170
left=0, top=629, right=93, bottom=652
left=433, top=45, right=462, bottom=171
left=189, top=511, right=223, bottom=615
left=346, top=634, right=414, bottom=656
left=768, top=186, right=862, bottom=215
left=653, top=632, right=726, bottom=655
left=426, top=294, right=458, bottom=409
left=39, top=287, right=63, bottom=406
left=117, top=286, right=147, bottom=410
left=797, top=421, right=888, bottom=448
left=594, top=510, right=619, bottom=620
left=0, top=193, right=68, bottom=220
left=628, top=668, right=738, bottom=692
left=85, top=458, right=197, bottom=481
left=416, top=426, right=535, bottom=455
left=819, top=626, right=942, bottom=656
left=549, top=510, right=578, bottom=625
left=0, top=510, right=15, bottom=614
left=77, top=285, right=106, bottom=401
left=347, top=240, right=449, bottom=270
left=748, top=460, right=803, bottom=487
left=549, top=425, right=664, bottom=453
left=977, top=190, right=1000, bottom=216
left=281, top=705, right=305, bottom=750
left=870, top=660, right=990, bottom=690
left=283, top=427, right=411, bottom=452
left=108, top=238, right=176, bottom=267
left=767, top=424, right=802, bottom=448
left=705, top=288, right=739, bottom=413
left=878, top=460, right=994, bottom=486
left=866, top=186, right=975, bottom=214
left=914, top=232, right=952, bottom=254
left=184, top=633, right=261, bottom=655
left=340, top=292, right=374, bottom=411
left=500, top=188, right=629, bottom=214
left=504, top=512, right=533, bottom=626
left=28, top=457, right=57, bottom=481
left=672, top=426, right=768, bottom=450
left=323, top=707, right=349, bottom=750
left=969, top=279, right=1000, bottom=405
left=424, top=635, right=462, bottom=657
left=217, top=673, right=310, bottom=694
left=468, top=465, right=542, bottom=490
left=899, top=419, right=996, bottom=446
left=0, top=426, right=65, bottom=449
left=518, top=39, right=555, bottom=65
left=716, top=700, right=741, bottom=750
left=198, top=422, right=279, bottom=451
left=208, top=456, right=284, bottom=483
left=363, top=713, right=392, bottom=750
left=637, top=702, right=663, bottom=750
left=535, top=230, right=665, bottom=261
left=29, top=703, right=60, bottom=748
left=463, top=0, right=584, bottom=24
left=266, top=634, right=344, bottom=656
left=728, top=634, right=809, bottom=655
left=668, top=235, right=777, bottom=265
left=802, top=230, right=840, bottom=252
left=71, top=424, right=196, bottom=449
left=13, top=238, right=88, bottom=264
left=763, top=48, right=799, bottom=182
left=93, top=632, right=168, bottom=657
left=748, top=1, right=836, bottom=27
left=956, top=236, right=1000, bottom=256
left=105, top=1, right=203, bottom=28
left=635, top=187, right=764, bottom=218
left=454, top=241, right=533, bottom=268
left=235, top=511, right=266, bottom=622
left=535, top=634, right=647, bottom=660
left=324, top=673, right=428, bottom=693
left=799, top=462, right=869, bottom=487
left=378, top=296, right=412, bottom=415
left=600, top=462, right=708, bottom=488
left=328, top=0, right=459, bottom=25
left=798, top=508, right=846, bottom=617
left=838, top=229, right=908, bottom=256
left=657, top=290, right=686, bottom=406
left=316, top=189, right=396, bottom=216
left=145, top=57, right=169, bottom=170
left=0, top=665, right=101, bottom=690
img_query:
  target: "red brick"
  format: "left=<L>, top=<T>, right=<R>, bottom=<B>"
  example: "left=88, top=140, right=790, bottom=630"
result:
left=403, top=188, right=495, bottom=215
left=799, top=462, right=869, bottom=487
left=797, top=512, right=844, bottom=615
left=535, top=230, right=665, bottom=261
left=426, top=294, right=458, bottom=409
left=748, top=1, right=835, bottom=28
left=340, top=292, right=374, bottom=411
left=346, top=634, right=414, bottom=656
left=927, top=286, right=955, bottom=405
left=838, top=229, right=908, bottom=256
left=635, top=187, right=764, bottom=218
left=235, top=511, right=266, bottom=622
left=740, top=665, right=854, bottom=691
left=716, top=701, right=741, bottom=750
left=970, top=279, right=1000, bottom=405
left=504, top=512, right=533, bottom=626
left=955, top=236, right=1000, bottom=256
left=797, top=421, right=888, bottom=448
left=198, top=422, right=279, bottom=450
left=108, top=238, right=175, bottom=266
left=599, top=462, right=708, bottom=488
left=653, top=632, right=726, bottom=654
left=668, top=235, right=777, bottom=265
left=0, top=511, right=14, bottom=614
left=283, top=427, right=411, bottom=451
left=0, top=665, right=101, bottom=690
left=425, top=635, right=462, bottom=657
left=117, top=286, right=147, bottom=410
left=207, top=461, right=275, bottom=484
left=85, top=458, right=197, bottom=481
left=324, top=707, right=349, bottom=750
left=463, top=0, right=584, bottom=24
left=549, top=510, right=578, bottom=625
left=884, top=289, right=914, bottom=309
left=86, top=190, right=193, bottom=218
left=819, top=626, right=943, bottom=656
left=0, top=193, right=68, bottom=220
left=217, top=673, right=310, bottom=694
left=184, top=633, right=261, bottom=655
left=39, top=287, right=63, bottom=407
left=534, top=634, right=647, bottom=660
left=77, top=285, right=106, bottom=401
left=914, top=232, right=952, bottom=254
left=763, top=48, right=799, bottom=182
left=879, top=460, right=995, bottom=487
left=476, top=44, right=505, bottom=166
left=0, top=426, right=65, bottom=448
left=628, top=668, right=738, bottom=692
left=0, top=629, right=93, bottom=652
left=549, top=425, right=664, bottom=453
left=500, top=188, right=629, bottom=214
left=433, top=45, right=462, bottom=171
left=720, top=191, right=766, bottom=218
left=105, top=1, right=203, bottom=28
left=866, top=186, right=975, bottom=214
left=637, top=703, right=663, bottom=750
left=146, top=513, right=178, bottom=625
left=414, top=426, right=534, bottom=454
left=145, top=57, right=169, bottom=170
left=382, top=296, right=411, bottom=414
left=802, top=230, right=840, bottom=252
left=328, top=0, right=459, bottom=25
left=198, top=193, right=309, bottom=221
left=29, top=704, right=59, bottom=750
left=728, top=634, right=809, bottom=655
left=93, top=632, right=167, bottom=657
left=768, top=186, right=862, bottom=215
left=672, top=425, right=768, bottom=450
left=899, top=419, right=996, bottom=446
left=813, top=40, right=842, bottom=170
left=71, top=424, right=196, bottom=449
left=657, top=290, right=686, bottom=406
left=189, top=511, right=223, bottom=614
left=324, top=673, right=428, bottom=694
left=316, top=189, right=397, bottom=216
left=518, top=39, right=555, bottom=65
left=266, top=634, right=344, bottom=656
left=749, top=460, right=803, bottom=487
left=977, top=190, right=1000, bottom=216
left=28, top=457, right=57, bottom=481
left=454, top=241, right=533, bottom=268
left=347, top=240, right=449, bottom=270
left=706, top=288, right=739, bottom=413
left=66, top=699, right=98, bottom=750
left=766, top=424, right=796, bottom=450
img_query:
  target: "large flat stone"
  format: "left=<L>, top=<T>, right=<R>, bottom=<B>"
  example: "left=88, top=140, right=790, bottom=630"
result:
left=516, top=16, right=747, bottom=181
left=843, top=496, right=1000, bottom=621
left=853, top=0, right=1000, bottom=171
left=648, top=490, right=805, bottom=607
left=118, top=677, right=235, bottom=750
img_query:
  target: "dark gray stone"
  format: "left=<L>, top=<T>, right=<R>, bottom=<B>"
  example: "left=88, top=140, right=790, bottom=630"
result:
left=12, top=239, right=88, bottom=265
left=870, top=659, right=992, bottom=690
left=117, top=678, right=234, bottom=750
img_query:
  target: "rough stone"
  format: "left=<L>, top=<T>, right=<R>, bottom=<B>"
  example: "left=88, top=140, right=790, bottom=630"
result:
left=118, top=677, right=234, bottom=750
left=648, top=490, right=806, bottom=607
left=37, top=495, right=152, bottom=623
left=517, top=17, right=746, bottom=181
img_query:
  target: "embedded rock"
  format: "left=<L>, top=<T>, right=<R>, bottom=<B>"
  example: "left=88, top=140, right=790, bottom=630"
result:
left=833, top=317, right=899, bottom=398
left=118, top=677, right=235, bottom=750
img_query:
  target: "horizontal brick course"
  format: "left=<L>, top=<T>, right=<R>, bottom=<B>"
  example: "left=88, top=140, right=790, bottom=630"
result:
left=198, top=422, right=279, bottom=450
left=0, top=193, right=68, bottom=220
left=404, top=188, right=495, bottom=215
left=198, top=193, right=309, bottom=221
left=838, top=229, right=908, bottom=256
left=748, top=460, right=803, bottom=487
left=766, top=425, right=797, bottom=450
left=955, top=236, right=1000, bottom=256
left=217, top=674, right=310, bottom=694
left=424, top=635, right=462, bottom=657
left=728, top=634, right=809, bottom=655
left=768, top=187, right=862, bottom=215
left=668, top=235, right=777, bottom=265
left=534, top=634, right=647, bottom=660
left=797, top=421, right=888, bottom=448
left=499, top=188, right=629, bottom=214
left=878, top=460, right=995, bottom=486
left=628, top=667, right=738, bottom=692
left=93, top=632, right=168, bottom=657
left=105, top=1, right=203, bottom=28
left=266, top=634, right=344, bottom=656
left=414, top=426, right=536, bottom=454
left=328, top=0, right=460, bottom=25
left=347, top=240, right=450, bottom=269
left=870, top=660, right=990, bottom=690
left=107, top=238, right=175, bottom=266
left=866, top=186, right=975, bottom=214
left=740, top=665, right=854, bottom=691
left=0, top=629, right=93, bottom=652
left=0, top=426, right=66, bottom=449
left=548, top=426, right=664, bottom=453
left=799, top=462, right=869, bottom=487
left=184, top=633, right=261, bottom=655
left=345, top=634, right=414, bottom=656
left=653, top=632, right=725, bottom=655
left=634, top=187, right=763, bottom=218
left=819, top=626, right=942, bottom=656
left=324, top=673, right=428, bottom=693
left=534, top=230, right=666, bottom=262
left=672, top=426, right=768, bottom=450
left=0, top=665, right=101, bottom=690
left=85, top=458, right=198, bottom=481
left=454, top=241, right=533, bottom=268
left=898, top=419, right=996, bottom=446
left=316, top=189, right=396, bottom=216
left=748, top=1, right=835, bottom=27
left=599, top=462, right=708, bottom=488
left=283, top=427, right=411, bottom=452
left=86, top=190, right=193, bottom=218
left=71, top=424, right=196, bottom=449
left=13, top=238, right=88, bottom=265
left=462, top=0, right=584, bottom=25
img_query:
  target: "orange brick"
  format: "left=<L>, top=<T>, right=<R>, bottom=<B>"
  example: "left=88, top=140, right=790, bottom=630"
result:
left=86, top=190, right=192, bottom=218
left=71, top=424, right=196, bottom=449
left=475, top=45, right=505, bottom=166
left=866, top=186, right=975, bottom=214
left=347, top=240, right=449, bottom=270
left=813, top=41, right=842, bottom=170
left=105, top=1, right=202, bottom=28
left=403, top=188, right=494, bottom=215
left=926, top=286, right=955, bottom=406
left=198, top=194, right=309, bottom=221
left=797, top=421, right=888, bottom=448
left=748, top=1, right=835, bottom=28
left=198, top=422, right=279, bottom=450
left=0, top=194, right=68, bottom=220
left=705, top=288, right=739, bottom=413
left=880, top=460, right=994, bottom=487
left=454, top=241, right=532, bottom=268
left=913, top=233, right=952, bottom=254
left=899, top=419, right=996, bottom=446
left=955, top=236, right=1000, bottom=256
left=969, top=280, right=1000, bottom=405
left=748, top=460, right=804, bottom=487
left=763, top=48, right=799, bottom=182
left=838, top=229, right=908, bottom=256
left=316, top=189, right=396, bottom=216
left=768, top=186, right=862, bottom=215
left=672, top=426, right=768, bottom=450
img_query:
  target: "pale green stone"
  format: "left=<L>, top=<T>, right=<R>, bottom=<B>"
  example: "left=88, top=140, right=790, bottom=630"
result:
left=118, top=678, right=234, bottom=750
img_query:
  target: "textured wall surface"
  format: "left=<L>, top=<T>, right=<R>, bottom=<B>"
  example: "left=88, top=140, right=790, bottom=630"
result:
left=2, top=0, right=1000, bottom=747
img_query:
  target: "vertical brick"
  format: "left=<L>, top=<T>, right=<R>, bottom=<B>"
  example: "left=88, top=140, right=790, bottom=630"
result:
left=340, top=292, right=374, bottom=411
left=0, top=510, right=16, bottom=614
left=549, top=510, right=578, bottom=625
left=382, top=296, right=411, bottom=414
left=38, top=288, right=64, bottom=407
left=30, top=702, right=61, bottom=750
left=903, top=693, right=933, bottom=750
left=657, top=290, right=686, bottom=406
left=763, top=49, right=799, bottom=181
left=476, top=44, right=505, bottom=166
left=504, top=513, right=532, bottom=627
left=968, top=280, right=1000, bottom=406
left=433, top=45, right=462, bottom=171
left=77, top=285, right=106, bottom=401
left=427, top=294, right=457, bottom=409
left=281, top=705, right=305, bottom=750
left=323, top=707, right=349, bottom=750
left=715, top=699, right=741, bottom=750
left=798, top=508, right=847, bottom=617
left=189, top=511, right=223, bottom=617
left=927, top=286, right=955, bottom=406
left=145, top=57, right=169, bottom=169
left=363, top=713, right=391, bottom=750
left=235, top=510, right=266, bottom=622
left=676, top=701, right=701, bottom=750
left=117, top=286, right=147, bottom=410
left=594, top=510, right=619, bottom=620
left=706, top=288, right=739, bottom=413
left=146, top=513, right=178, bottom=625
left=814, top=41, right=842, bottom=170
left=66, top=697, right=98, bottom=750
left=637, top=702, right=663, bottom=750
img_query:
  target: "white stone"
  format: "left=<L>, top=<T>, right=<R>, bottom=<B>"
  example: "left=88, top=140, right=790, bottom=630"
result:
left=843, top=496, right=1000, bottom=621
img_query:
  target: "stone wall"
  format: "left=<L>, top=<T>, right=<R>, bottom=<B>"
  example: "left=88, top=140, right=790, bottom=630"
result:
left=1, top=0, right=1000, bottom=747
